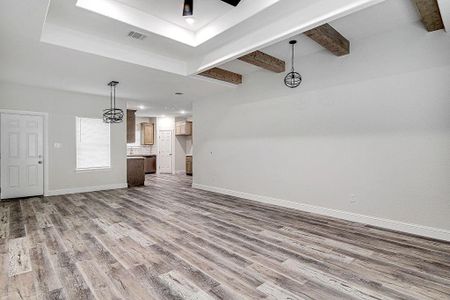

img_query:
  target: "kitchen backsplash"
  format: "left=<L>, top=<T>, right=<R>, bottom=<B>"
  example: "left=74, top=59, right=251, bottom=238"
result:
left=127, top=146, right=156, bottom=156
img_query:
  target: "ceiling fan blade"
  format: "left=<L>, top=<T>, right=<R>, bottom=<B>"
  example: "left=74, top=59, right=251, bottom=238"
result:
left=219, top=0, right=242, bottom=7
left=183, top=0, right=193, bottom=16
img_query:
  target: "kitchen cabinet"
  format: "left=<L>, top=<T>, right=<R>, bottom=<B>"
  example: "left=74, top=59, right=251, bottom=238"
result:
left=127, top=110, right=136, bottom=143
left=186, top=155, right=193, bottom=176
left=127, top=157, right=145, bottom=187
left=141, top=123, right=154, bottom=145
left=144, top=156, right=157, bottom=174
left=176, top=121, right=192, bottom=136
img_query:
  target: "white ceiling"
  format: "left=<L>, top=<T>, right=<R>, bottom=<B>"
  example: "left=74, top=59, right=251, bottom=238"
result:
left=221, top=0, right=421, bottom=75
left=42, top=0, right=389, bottom=75
left=114, top=0, right=235, bottom=31
left=263, top=0, right=421, bottom=62
left=437, top=0, right=450, bottom=31
left=0, top=0, right=437, bottom=117
left=0, top=0, right=230, bottom=116
left=74, top=0, right=281, bottom=47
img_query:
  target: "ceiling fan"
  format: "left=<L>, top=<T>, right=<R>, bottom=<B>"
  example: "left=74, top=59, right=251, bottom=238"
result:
left=183, top=0, right=242, bottom=17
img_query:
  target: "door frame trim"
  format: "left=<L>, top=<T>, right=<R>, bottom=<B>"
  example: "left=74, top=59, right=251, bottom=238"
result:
left=0, top=109, right=49, bottom=198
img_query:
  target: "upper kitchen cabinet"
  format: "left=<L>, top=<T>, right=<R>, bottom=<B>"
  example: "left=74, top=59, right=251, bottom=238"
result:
left=127, top=109, right=136, bottom=143
left=141, top=122, right=155, bottom=145
left=176, top=121, right=192, bottom=136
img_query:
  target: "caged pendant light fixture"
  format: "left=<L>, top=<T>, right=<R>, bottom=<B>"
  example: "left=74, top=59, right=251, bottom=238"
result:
left=284, top=40, right=302, bottom=88
left=103, top=81, right=124, bottom=123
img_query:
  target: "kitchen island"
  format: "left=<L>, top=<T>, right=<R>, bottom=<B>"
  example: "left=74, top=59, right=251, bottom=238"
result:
left=128, top=155, right=157, bottom=174
left=127, top=157, right=145, bottom=187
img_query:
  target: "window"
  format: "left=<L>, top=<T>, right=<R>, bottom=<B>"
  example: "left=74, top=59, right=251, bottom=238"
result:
left=76, top=117, right=111, bottom=170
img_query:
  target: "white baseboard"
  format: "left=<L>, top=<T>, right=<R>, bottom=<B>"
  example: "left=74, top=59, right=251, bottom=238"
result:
left=46, top=183, right=128, bottom=196
left=192, top=183, right=450, bottom=242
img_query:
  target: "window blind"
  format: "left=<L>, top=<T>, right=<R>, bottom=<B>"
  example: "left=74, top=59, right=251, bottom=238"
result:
left=76, top=117, right=111, bottom=170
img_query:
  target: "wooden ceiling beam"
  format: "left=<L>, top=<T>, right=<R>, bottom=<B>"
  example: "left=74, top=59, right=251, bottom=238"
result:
left=199, top=67, right=243, bottom=85
left=413, top=0, right=444, bottom=32
left=238, top=50, right=285, bottom=73
left=304, top=23, right=350, bottom=56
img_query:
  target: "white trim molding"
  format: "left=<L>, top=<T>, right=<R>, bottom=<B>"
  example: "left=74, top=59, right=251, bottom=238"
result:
left=192, top=183, right=450, bottom=242
left=46, top=183, right=127, bottom=196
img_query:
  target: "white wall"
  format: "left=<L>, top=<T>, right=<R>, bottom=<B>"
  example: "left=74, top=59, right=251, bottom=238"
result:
left=193, top=23, right=450, bottom=240
left=175, top=117, right=194, bottom=173
left=175, top=135, right=187, bottom=173
left=0, top=81, right=127, bottom=195
left=186, top=116, right=193, bottom=155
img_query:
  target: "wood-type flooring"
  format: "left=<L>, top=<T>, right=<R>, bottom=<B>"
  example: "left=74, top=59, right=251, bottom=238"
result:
left=1, top=174, right=449, bottom=299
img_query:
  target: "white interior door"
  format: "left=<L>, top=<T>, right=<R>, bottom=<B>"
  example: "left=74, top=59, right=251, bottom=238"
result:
left=158, top=130, right=173, bottom=174
left=1, top=113, right=44, bottom=199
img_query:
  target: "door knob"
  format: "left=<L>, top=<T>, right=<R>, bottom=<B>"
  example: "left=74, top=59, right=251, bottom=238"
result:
left=38, top=161, right=43, bottom=164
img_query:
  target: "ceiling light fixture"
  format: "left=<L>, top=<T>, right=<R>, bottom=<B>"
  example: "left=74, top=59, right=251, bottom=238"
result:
left=175, top=92, right=184, bottom=95
left=185, top=17, right=195, bottom=25
left=180, top=110, right=186, bottom=114
left=284, top=40, right=302, bottom=88
left=138, top=105, right=145, bottom=110
left=183, top=0, right=193, bottom=16
left=182, top=0, right=241, bottom=17
left=103, top=81, right=124, bottom=123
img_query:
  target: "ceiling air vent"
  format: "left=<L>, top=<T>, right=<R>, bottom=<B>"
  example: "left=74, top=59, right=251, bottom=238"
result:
left=128, top=31, right=146, bottom=40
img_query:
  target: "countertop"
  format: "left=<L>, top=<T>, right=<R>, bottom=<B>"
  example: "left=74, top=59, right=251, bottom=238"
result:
left=127, top=154, right=157, bottom=158
left=127, top=156, right=145, bottom=160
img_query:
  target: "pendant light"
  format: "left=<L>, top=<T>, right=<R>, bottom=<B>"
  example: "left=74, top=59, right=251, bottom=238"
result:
left=284, top=40, right=302, bottom=88
left=103, top=81, right=124, bottom=123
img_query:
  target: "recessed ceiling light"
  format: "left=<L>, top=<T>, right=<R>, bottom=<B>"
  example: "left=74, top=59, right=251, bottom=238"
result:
left=175, top=92, right=184, bottom=95
left=138, top=105, right=145, bottom=109
left=185, top=17, right=195, bottom=25
left=180, top=110, right=186, bottom=114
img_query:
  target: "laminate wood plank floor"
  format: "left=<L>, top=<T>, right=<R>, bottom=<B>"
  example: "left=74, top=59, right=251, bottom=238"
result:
left=1, top=174, right=449, bottom=299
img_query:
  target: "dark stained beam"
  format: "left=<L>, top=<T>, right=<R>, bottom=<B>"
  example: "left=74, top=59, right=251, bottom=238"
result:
left=199, top=67, right=243, bottom=85
left=304, top=23, right=350, bottom=56
left=238, top=51, right=285, bottom=73
left=413, top=0, right=444, bottom=32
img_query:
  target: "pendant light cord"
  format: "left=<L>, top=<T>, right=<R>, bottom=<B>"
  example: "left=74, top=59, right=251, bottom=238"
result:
left=291, top=43, right=295, bottom=72
left=113, top=85, right=116, bottom=109
left=110, top=84, right=113, bottom=110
